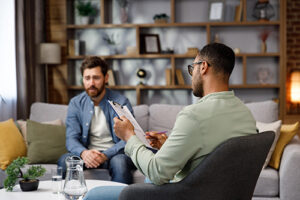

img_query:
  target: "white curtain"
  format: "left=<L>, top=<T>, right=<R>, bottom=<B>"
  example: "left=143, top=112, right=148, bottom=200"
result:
left=0, top=1, right=17, bottom=121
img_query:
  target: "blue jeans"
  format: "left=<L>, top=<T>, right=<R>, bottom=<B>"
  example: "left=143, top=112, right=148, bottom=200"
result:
left=57, top=151, right=135, bottom=184
left=83, top=186, right=126, bottom=200
left=83, top=178, right=153, bottom=200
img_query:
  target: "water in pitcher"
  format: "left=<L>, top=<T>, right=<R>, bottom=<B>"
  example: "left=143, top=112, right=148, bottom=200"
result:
left=63, top=156, right=87, bottom=200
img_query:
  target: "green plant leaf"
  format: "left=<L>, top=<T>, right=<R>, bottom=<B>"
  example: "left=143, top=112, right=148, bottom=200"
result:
left=76, top=0, right=97, bottom=16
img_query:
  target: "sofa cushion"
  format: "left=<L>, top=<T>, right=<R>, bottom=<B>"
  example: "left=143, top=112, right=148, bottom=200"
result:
left=245, top=100, right=278, bottom=123
left=269, top=122, right=299, bottom=169
left=16, top=119, right=63, bottom=146
left=27, top=120, right=68, bottom=164
left=30, top=102, right=68, bottom=124
left=253, top=167, right=279, bottom=197
left=133, top=105, right=149, bottom=132
left=256, top=120, right=282, bottom=168
left=0, top=119, right=27, bottom=170
left=149, top=104, right=185, bottom=132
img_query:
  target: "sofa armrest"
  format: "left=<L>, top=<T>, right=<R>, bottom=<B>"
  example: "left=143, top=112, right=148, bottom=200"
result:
left=279, top=136, right=300, bottom=200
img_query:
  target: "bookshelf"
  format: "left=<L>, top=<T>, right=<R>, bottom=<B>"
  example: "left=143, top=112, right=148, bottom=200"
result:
left=65, top=0, right=286, bottom=118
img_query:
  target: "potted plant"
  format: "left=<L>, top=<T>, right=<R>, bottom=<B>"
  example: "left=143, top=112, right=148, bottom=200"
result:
left=103, top=33, right=119, bottom=55
left=153, top=13, right=169, bottom=24
left=76, top=0, right=97, bottom=24
left=259, top=30, right=271, bottom=53
left=4, top=157, right=46, bottom=192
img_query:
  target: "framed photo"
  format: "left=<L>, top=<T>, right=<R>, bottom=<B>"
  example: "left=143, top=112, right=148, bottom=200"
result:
left=140, top=34, right=161, bottom=54
left=208, top=1, right=225, bottom=21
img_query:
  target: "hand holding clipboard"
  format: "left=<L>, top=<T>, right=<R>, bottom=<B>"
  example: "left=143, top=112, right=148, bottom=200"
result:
left=109, top=100, right=152, bottom=148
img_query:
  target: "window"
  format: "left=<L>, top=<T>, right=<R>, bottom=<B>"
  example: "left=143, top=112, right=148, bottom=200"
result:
left=0, top=1, right=17, bottom=120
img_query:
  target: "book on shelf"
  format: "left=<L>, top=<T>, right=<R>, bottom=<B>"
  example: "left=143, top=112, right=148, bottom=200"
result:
left=107, top=69, right=116, bottom=86
left=175, top=69, right=185, bottom=85
left=165, top=69, right=172, bottom=85
left=234, top=0, right=243, bottom=22
left=68, top=39, right=80, bottom=56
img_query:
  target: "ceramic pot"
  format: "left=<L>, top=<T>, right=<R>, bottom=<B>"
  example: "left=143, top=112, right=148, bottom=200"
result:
left=19, top=179, right=39, bottom=191
left=80, top=16, right=90, bottom=25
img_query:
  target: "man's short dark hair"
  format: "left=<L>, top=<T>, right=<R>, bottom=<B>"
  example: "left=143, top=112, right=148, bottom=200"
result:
left=199, top=43, right=235, bottom=79
left=80, top=56, right=108, bottom=76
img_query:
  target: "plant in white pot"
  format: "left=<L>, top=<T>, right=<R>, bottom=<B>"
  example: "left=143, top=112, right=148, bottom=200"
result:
left=76, top=0, right=97, bottom=25
left=4, top=157, right=46, bottom=192
left=103, top=33, right=119, bottom=55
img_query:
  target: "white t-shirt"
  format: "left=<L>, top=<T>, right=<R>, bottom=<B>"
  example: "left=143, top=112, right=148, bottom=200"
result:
left=88, top=106, right=114, bottom=151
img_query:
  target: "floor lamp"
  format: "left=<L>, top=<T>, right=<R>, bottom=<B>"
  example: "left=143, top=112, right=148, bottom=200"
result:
left=40, top=43, right=61, bottom=102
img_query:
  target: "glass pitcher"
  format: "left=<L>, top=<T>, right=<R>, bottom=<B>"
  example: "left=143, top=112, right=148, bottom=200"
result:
left=63, top=156, right=87, bottom=200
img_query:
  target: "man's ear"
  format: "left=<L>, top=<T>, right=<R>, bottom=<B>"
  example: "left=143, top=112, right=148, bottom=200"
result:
left=201, top=62, right=209, bottom=75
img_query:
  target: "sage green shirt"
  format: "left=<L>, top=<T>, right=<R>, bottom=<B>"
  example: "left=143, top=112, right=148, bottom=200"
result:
left=125, top=91, right=257, bottom=185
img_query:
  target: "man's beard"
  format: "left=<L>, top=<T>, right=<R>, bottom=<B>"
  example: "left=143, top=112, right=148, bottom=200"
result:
left=192, top=79, right=204, bottom=98
left=85, top=84, right=105, bottom=98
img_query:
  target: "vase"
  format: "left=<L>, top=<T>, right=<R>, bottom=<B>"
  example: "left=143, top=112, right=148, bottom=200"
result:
left=261, top=41, right=267, bottom=53
left=19, top=179, right=39, bottom=191
left=120, top=7, right=128, bottom=24
left=110, top=46, right=117, bottom=55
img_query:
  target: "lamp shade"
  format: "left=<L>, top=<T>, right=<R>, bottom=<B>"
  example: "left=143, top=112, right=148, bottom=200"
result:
left=40, top=43, right=61, bottom=64
left=291, top=71, right=300, bottom=103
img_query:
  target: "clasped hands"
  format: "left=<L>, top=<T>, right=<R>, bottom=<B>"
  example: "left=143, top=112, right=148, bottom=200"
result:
left=81, top=149, right=108, bottom=168
left=113, top=116, right=168, bottom=150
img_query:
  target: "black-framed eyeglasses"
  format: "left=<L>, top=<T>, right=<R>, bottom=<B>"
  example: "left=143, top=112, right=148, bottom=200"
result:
left=187, top=61, right=210, bottom=76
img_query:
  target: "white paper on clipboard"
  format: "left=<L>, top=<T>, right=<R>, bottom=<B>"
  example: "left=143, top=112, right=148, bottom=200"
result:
left=108, top=100, right=152, bottom=148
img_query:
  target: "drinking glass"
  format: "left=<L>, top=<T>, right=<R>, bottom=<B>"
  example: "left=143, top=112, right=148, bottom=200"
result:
left=51, top=166, right=63, bottom=194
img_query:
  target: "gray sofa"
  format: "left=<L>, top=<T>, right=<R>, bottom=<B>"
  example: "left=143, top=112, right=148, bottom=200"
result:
left=1, top=101, right=300, bottom=200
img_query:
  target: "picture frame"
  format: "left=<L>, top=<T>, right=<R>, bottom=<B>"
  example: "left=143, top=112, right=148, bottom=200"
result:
left=140, top=34, right=161, bottom=54
left=208, top=1, right=225, bottom=21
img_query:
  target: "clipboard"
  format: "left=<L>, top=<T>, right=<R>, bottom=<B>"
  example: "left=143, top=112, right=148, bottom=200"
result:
left=108, top=100, right=152, bottom=148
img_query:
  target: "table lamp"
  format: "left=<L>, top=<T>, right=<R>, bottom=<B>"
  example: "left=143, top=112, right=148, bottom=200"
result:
left=290, top=70, right=300, bottom=114
left=40, top=43, right=61, bottom=102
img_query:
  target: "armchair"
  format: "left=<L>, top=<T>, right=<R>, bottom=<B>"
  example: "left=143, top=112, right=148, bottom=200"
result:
left=119, top=131, right=275, bottom=200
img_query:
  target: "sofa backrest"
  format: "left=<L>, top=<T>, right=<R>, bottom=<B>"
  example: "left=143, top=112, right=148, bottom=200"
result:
left=148, top=104, right=185, bottom=133
left=30, top=100, right=278, bottom=133
left=132, top=105, right=149, bottom=132
left=245, top=100, right=278, bottom=123
left=30, top=102, right=68, bottom=123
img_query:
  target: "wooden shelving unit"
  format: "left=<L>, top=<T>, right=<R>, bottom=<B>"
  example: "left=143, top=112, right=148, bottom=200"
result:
left=65, top=0, right=285, bottom=118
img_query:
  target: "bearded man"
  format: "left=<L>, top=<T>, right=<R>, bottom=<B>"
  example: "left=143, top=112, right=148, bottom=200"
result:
left=57, top=56, right=135, bottom=184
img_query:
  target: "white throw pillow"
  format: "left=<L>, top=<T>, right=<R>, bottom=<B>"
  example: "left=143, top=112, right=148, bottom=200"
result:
left=256, top=120, right=282, bottom=168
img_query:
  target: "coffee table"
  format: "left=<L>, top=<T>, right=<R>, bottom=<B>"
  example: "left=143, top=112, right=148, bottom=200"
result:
left=0, top=179, right=127, bottom=200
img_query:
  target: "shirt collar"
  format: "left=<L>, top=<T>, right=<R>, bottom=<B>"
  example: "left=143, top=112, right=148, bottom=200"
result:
left=198, top=90, right=235, bottom=103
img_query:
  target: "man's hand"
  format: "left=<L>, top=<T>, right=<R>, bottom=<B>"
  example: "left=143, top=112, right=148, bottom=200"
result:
left=113, top=116, right=135, bottom=142
left=146, top=131, right=168, bottom=150
left=81, top=149, right=107, bottom=168
left=99, top=153, right=108, bottom=164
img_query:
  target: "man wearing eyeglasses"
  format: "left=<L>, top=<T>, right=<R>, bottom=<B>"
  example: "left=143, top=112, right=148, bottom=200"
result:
left=83, top=43, right=257, bottom=199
